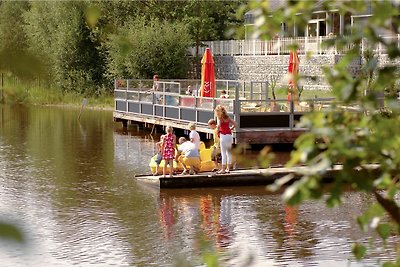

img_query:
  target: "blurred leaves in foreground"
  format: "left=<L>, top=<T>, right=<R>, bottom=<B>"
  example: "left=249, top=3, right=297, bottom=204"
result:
left=0, top=219, right=24, bottom=244
left=248, top=0, right=400, bottom=265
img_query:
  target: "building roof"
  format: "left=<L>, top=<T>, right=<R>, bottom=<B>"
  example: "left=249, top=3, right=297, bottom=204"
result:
left=244, top=0, right=374, bottom=24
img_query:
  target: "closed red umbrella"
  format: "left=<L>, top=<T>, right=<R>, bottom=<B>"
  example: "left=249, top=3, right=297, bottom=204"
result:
left=200, top=48, right=216, bottom=98
left=288, top=50, right=300, bottom=105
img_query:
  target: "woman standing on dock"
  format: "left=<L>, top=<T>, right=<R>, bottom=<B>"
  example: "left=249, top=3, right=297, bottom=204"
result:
left=214, top=105, right=236, bottom=174
left=161, top=126, right=176, bottom=177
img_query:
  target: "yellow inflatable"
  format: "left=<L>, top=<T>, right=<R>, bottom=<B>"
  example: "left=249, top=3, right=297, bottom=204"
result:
left=149, top=142, right=215, bottom=175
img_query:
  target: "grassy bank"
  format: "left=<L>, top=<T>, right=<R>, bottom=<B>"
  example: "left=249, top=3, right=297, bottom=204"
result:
left=273, top=87, right=334, bottom=100
left=0, top=82, right=114, bottom=109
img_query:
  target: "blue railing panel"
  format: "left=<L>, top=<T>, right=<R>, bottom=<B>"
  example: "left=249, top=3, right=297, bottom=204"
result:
left=128, top=102, right=140, bottom=113
left=116, top=100, right=126, bottom=112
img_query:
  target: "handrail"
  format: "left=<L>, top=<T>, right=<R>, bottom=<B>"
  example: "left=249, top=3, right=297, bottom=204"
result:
left=188, top=34, right=400, bottom=57
left=114, top=79, right=339, bottom=133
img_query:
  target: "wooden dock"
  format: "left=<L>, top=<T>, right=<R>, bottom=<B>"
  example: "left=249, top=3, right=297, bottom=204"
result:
left=114, top=79, right=335, bottom=145
left=135, top=165, right=342, bottom=189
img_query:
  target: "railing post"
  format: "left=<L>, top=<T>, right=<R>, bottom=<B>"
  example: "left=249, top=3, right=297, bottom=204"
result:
left=265, top=40, right=268, bottom=56
left=278, top=37, right=281, bottom=55
left=318, top=36, right=321, bottom=54
left=195, top=97, right=198, bottom=124
left=1, top=72, right=4, bottom=103
left=289, top=100, right=294, bottom=130
left=234, top=84, right=240, bottom=131
left=125, top=79, right=128, bottom=113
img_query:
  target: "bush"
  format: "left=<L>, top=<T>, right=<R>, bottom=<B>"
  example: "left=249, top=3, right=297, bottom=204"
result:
left=106, top=18, right=191, bottom=79
left=24, top=2, right=106, bottom=95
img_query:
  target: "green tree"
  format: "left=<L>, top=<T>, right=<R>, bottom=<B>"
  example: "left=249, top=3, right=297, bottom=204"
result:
left=181, top=0, right=244, bottom=77
left=24, top=1, right=105, bottom=95
left=248, top=0, right=400, bottom=264
left=106, top=18, right=191, bottom=79
left=0, top=0, right=44, bottom=79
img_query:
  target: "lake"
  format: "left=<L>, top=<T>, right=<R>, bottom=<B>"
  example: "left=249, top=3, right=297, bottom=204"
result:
left=0, top=105, right=396, bottom=266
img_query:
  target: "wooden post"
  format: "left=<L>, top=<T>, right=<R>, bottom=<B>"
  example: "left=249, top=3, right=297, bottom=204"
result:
left=1, top=72, right=3, bottom=103
left=77, top=98, right=87, bottom=121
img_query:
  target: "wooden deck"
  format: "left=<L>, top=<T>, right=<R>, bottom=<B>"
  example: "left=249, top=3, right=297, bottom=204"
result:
left=135, top=165, right=342, bottom=189
left=114, top=79, right=335, bottom=145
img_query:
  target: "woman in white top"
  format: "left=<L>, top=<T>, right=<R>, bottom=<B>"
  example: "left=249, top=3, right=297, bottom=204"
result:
left=188, top=122, right=200, bottom=150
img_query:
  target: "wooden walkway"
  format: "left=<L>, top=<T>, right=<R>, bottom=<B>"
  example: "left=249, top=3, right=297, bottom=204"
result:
left=135, top=165, right=342, bottom=189
left=114, top=79, right=336, bottom=144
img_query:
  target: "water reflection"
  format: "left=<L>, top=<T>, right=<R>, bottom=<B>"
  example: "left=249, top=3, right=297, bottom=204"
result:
left=0, top=105, right=398, bottom=266
left=140, top=184, right=399, bottom=266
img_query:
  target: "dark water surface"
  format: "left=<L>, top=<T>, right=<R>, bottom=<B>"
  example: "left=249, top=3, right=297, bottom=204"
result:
left=0, top=105, right=397, bottom=267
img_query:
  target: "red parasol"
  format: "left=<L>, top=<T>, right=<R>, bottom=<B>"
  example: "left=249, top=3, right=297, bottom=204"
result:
left=288, top=50, right=300, bottom=105
left=200, top=48, right=216, bottom=98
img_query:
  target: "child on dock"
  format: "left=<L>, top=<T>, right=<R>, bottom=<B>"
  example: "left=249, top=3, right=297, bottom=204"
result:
left=208, top=118, right=221, bottom=172
left=161, top=126, right=177, bottom=177
left=152, top=138, right=163, bottom=176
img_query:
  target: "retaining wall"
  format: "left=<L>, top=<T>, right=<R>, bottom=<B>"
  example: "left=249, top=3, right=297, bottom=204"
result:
left=213, top=54, right=362, bottom=91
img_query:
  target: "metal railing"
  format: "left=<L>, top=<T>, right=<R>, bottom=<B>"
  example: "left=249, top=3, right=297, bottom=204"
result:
left=188, top=34, right=400, bottom=56
left=114, top=79, right=339, bottom=132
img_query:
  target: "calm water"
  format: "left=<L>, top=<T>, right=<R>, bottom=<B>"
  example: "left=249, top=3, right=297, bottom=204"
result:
left=0, top=105, right=397, bottom=267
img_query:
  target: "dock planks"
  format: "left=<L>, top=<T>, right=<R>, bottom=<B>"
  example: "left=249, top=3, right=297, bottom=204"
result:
left=135, top=165, right=343, bottom=189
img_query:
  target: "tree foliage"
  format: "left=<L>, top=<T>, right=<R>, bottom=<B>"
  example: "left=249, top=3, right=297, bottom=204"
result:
left=106, top=18, right=191, bottom=79
left=24, top=1, right=105, bottom=95
left=0, top=0, right=241, bottom=95
left=247, top=0, right=400, bottom=264
left=0, top=0, right=42, bottom=79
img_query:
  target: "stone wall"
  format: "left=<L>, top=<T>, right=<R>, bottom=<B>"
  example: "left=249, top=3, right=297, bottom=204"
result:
left=213, top=54, right=362, bottom=91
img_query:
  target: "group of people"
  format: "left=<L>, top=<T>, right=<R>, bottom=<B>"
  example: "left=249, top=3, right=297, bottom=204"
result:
left=153, top=104, right=237, bottom=177
left=185, top=85, right=229, bottom=99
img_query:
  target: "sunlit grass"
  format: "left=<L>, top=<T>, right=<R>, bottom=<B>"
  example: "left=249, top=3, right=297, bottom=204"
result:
left=1, top=83, right=113, bottom=109
left=273, top=87, right=334, bottom=100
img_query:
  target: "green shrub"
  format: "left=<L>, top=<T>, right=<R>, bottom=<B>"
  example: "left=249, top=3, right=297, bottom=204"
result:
left=106, top=18, right=191, bottom=79
left=24, top=2, right=106, bottom=95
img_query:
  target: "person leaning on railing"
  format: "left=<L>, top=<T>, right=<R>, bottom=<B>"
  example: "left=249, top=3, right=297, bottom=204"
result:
left=147, top=74, right=163, bottom=103
left=220, top=90, right=229, bottom=99
left=152, top=74, right=160, bottom=91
